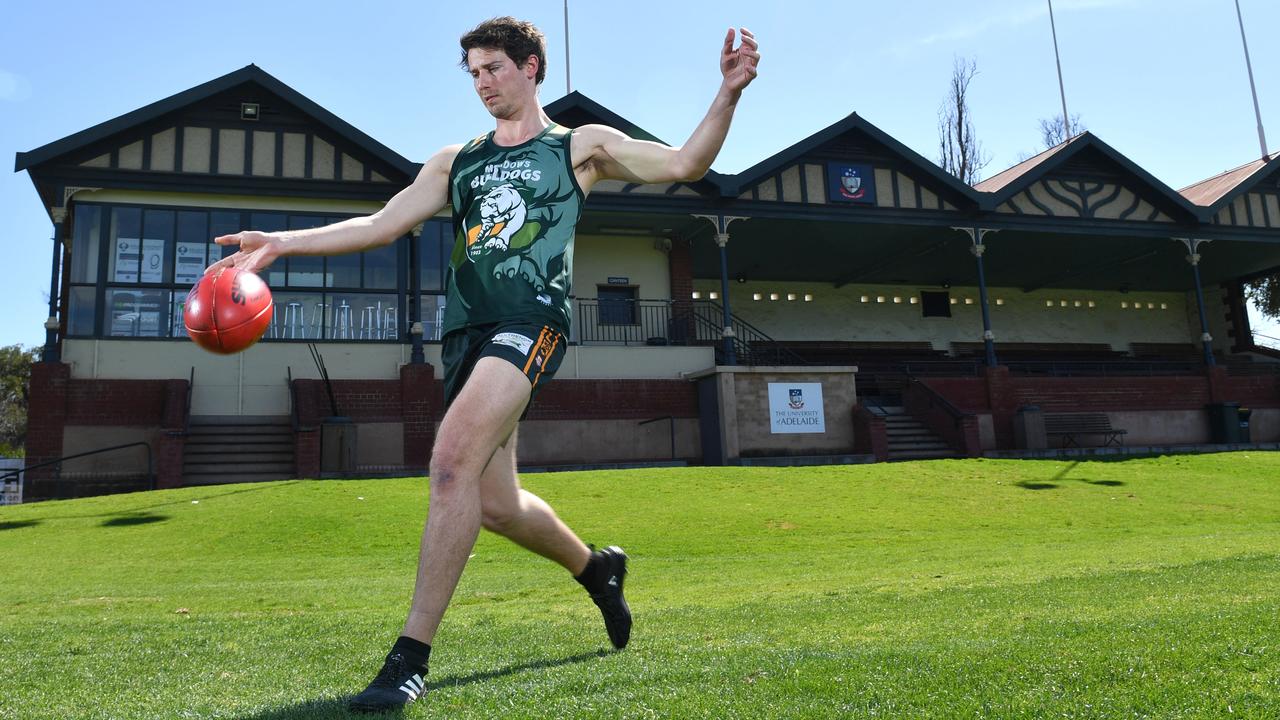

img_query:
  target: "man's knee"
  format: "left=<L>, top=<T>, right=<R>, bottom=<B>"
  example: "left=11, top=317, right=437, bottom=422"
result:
left=428, top=445, right=470, bottom=492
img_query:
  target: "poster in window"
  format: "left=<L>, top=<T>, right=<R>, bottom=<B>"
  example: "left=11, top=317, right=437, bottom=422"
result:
left=141, top=238, right=166, bottom=283
left=174, top=242, right=207, bottom=285
left=113, top=237, right=139, bottom=282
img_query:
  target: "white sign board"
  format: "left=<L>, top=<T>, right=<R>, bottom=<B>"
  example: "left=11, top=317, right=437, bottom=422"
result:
left=768, top=382, right=826, bottom=434
left=174, top=242, right=208, bottom=285
left=141, top=238, right=166, bottom=283
left=113, top=237, right=139, bottom=282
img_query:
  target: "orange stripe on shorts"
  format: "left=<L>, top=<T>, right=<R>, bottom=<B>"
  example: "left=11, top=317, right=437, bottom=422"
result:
left=522, top=326, right=549, bottom=374
left=531, top=330, right=561, bottom=388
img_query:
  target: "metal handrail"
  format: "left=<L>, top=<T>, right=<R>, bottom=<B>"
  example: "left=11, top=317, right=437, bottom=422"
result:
left=638, top=415, right=676, bottom=460
left=183, top=367, right=194, bottom=435
left=905, top=374, right=972, bottom=424
left=0, top=442, right=154, bottom=492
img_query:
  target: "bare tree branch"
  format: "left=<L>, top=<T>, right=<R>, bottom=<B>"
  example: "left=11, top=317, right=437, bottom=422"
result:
left=937, top=57, right=990, bottom=185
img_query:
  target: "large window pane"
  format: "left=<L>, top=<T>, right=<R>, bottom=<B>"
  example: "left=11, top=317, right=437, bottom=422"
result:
left=363, top=240, right=398, bottom=289
left=67, top=286, right=96, bottom=336
left=251, top=213, right=287, bottom=286
left=71, top=205, right=102, bottom=283
left=174, top=211, right=209, bottom=286
left=106, top=287, right=169, bottom=337
left=108, top=207, right=142, bottom=283
left=141, top=210, right=174, bottom=284
left=328, top=292, right=398, bottom=340
left=287, top=215, right=325, bottom=287
left=420, top=221, right=449, bottom=292
left=268, top=291, right=324, bottom=340
left=209, top=211, right=242, bottom=263
left=419, top=294, right=447, bottom=341
left=326, top=216, right=361, bottom=288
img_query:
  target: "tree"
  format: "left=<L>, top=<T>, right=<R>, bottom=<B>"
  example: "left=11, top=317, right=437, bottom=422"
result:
left=938, top=57, right=990, bottom=185
left=1038, top=113, right=1085, bottom=150
left=0, top=345, right=39, bottom=457
left=1246, top=276, right=1280, bottom=321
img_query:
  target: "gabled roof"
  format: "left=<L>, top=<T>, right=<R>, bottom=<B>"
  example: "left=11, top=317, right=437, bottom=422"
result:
left=543, top=91, right=727, bottom=190
left=973, top=131, right=1201, bottom=221
left=724, top=111, right=981, bottom=206
left=973, top=137, right=1078, bottom=193
left=1179, top=151, right=1280, bottom=209
left=14, top=64, right=417, bottom=177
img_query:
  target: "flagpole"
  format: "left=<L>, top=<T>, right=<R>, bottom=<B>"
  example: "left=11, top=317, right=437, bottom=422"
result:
left=1234, top=0, right=1269, bottom=158
left=1047, top=0, right=1071, bottom=139
left=564, top=0, right=572, bottom=95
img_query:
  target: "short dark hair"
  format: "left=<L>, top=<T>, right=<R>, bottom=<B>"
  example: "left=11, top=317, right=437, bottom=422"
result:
left=460, top=17, right=547, bottom=85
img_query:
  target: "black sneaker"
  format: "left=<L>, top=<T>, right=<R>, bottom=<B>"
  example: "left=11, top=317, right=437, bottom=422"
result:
left=589, top=546, right=632, bottom=649
left=348, top=651, right=427, bottom=713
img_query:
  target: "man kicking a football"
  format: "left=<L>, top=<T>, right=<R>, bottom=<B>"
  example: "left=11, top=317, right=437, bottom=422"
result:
left=209, top=16, right=759, bottom=712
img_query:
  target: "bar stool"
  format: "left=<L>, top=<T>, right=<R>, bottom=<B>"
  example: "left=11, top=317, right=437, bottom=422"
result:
left=382, top=306, right=398, bottom=339
left=267, top=302, right=278, bottom=339
left=309, top=302, right=330, bottom=339
left=283, top=302, right=304, bottom=339
left=359, top=305, right=380, bottom=339
left=332, top=301, right=353, bottom=339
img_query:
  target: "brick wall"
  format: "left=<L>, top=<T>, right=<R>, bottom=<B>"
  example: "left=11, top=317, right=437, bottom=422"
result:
left=25, top=363, right=188, bottom=498
left=922, top=366, right=1280, bottom=448
left=289, top=371, right=696, bottom=473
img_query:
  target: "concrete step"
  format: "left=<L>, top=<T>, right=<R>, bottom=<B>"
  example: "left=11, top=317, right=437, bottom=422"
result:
left=888, top=449, right=958, bottom=461
left=888, top=440, right=952, bottom=451
left=183, top=441, right=295, bottom=454
left=183, top=461, right=294, bottom=475
left=183, top=472, right=295, bottom=485
left=186, top=426, right=293, bottom=438
left=183, top=452, right=294, bottom=465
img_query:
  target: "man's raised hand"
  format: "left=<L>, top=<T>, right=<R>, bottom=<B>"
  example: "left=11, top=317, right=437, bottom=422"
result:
left=206, top=231, right=281, bottom=275
left=721, top=27, right=760, bottom=94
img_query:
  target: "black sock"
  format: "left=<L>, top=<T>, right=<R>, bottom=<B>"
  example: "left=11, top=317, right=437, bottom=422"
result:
left=391, top=635, right=431, bottom=671
left=574, top=549, right=608, bottom=593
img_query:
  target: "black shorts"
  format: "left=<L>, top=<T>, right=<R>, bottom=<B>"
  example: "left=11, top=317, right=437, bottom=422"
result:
left=441, top=322, right=568, bottom=413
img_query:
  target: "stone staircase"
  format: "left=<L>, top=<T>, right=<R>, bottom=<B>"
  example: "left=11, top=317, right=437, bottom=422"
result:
left=879, top=406, right=957, bottom=461
left=182, top=416, right=295, bottom=485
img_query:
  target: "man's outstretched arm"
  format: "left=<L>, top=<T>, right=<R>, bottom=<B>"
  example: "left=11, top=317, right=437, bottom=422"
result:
left=206, top=144, right=461, bottom=274
left=575, top=27, right=760, bottom=187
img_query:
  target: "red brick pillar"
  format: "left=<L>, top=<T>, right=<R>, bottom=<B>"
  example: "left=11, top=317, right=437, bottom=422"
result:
left=25, top=362, right=70, bottom=499
left=292, top=379, right=323, bottom=478
left=668, top=237, right=695, bottom=344
left=1206, top=365, right=1230, bottom=403
left=984, top=365, right=1014, bottom=449
left=401, top=363, right=437, bottom=475
left=155, top=379, right=188, bottom=489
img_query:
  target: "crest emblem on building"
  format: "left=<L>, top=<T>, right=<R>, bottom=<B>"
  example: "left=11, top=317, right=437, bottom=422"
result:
left=839, top=167, right=865, bottom=199
left=789, top=388, right=805, bottom=409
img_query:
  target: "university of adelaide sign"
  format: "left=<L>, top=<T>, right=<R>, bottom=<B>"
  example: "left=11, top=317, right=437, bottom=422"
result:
left=826, top=163, right=876, bottom=204
left=768, top=382, right=826, bottom=434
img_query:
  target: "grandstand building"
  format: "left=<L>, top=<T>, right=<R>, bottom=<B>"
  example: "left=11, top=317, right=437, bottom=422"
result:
left=15, top=65, right=1280, bottom=498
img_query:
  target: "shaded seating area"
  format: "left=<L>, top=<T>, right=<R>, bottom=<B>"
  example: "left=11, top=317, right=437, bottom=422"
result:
left=1045, top=412, right=1127, bottom=447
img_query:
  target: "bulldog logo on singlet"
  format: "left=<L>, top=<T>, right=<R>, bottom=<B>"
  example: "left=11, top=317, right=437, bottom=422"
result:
left=466, top=183, right=527, bottom=258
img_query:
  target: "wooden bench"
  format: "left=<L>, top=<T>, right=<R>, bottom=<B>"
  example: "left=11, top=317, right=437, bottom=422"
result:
left=756, top=341, right=947, bottom=364
left=953, top=341, right=1124, bottom=359
left=1045, top=413, right=1127, bottom=448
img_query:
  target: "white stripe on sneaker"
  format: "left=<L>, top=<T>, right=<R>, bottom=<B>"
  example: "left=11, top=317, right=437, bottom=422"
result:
left=399, top=683, right=418, bottom=700
left=410, top=674, right=424, bottom=691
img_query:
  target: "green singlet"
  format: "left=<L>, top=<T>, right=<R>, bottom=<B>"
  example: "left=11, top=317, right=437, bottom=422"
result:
left=443, top=124, right=584, bottom=336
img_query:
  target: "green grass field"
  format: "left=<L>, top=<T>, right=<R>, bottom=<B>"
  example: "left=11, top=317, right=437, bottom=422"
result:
left=2, top=453, right=1279, bottom=719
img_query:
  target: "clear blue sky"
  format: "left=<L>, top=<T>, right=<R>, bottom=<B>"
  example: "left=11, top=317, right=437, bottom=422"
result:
left=3, top=0, right=1279, bottom=349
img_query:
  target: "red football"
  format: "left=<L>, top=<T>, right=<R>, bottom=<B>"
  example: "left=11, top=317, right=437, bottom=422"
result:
left=184, top=268, right=273, bottom=354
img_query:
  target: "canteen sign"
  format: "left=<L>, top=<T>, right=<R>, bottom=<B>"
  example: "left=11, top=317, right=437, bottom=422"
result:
left=768, top=382, right=826, bottom=434
left=826, top=162, right=876, bottom=204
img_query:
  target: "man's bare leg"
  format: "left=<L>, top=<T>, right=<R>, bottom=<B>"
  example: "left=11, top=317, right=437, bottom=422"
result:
left=400, top=357, right=534, bottom=644
left=478, top=428, right=591, bottom=575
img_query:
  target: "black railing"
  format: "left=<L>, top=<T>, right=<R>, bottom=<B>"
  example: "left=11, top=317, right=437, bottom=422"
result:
left=0, top=442, right=155, bottom=496
left=574, top=299, right=684, bottom=346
